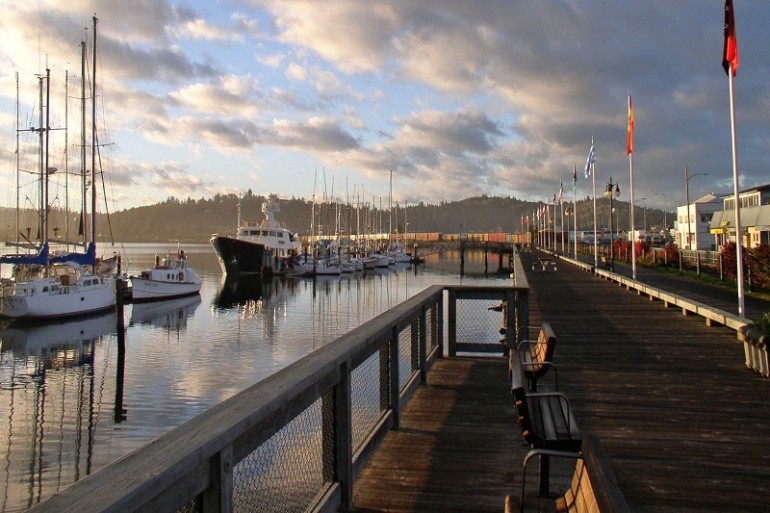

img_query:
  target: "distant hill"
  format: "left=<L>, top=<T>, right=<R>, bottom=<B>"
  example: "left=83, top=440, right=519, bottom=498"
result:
left=0, top=192, right=668, bottom=244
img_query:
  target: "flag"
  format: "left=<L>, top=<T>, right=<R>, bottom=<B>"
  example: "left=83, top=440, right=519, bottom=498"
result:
left=626, top=95, right=634, bottom=155
left=558, top=179, right=563, bottom=205
left=583, top=144, right=595, bottom=178
left=722, top=0, right=739, bottom=76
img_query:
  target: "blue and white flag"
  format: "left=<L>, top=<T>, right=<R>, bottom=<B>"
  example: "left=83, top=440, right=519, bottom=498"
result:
left=583, top=144, right=595, bottom=178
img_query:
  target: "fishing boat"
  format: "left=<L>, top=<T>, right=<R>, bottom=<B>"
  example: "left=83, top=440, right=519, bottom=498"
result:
left=129, top=250, right=202, bottom=302
left=211, top=194, right=301, bottom=275
left=1, top=20, right=116, bottom=319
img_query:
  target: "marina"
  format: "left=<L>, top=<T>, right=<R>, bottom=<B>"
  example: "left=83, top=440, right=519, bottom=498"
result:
left=0, top=243, right=505, bottom=513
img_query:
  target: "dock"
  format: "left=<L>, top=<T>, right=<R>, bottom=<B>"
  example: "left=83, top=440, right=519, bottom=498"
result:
left=26, top=248, right=770, bottom=512
left=353, top=250, right=770, bottom=512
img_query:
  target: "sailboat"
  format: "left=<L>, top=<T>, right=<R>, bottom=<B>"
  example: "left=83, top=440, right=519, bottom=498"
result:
left=1, top=17, right=116, bottom=319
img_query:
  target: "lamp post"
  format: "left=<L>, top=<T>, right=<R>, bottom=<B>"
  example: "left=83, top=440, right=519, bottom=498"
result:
left=604, top=177, right=620, bottom=270
left=654, top=192, right=668, bottom=234
left=684, top=165, right=708, bottom=250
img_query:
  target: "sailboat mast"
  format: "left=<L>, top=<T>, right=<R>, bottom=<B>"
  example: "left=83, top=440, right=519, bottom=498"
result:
left=80, top=37, right=87, bottom=245
left=64, top=70, right=69, bottom=249
left=15, top=71, right=19, bottom=245
left=91, top=15, right=97, bottom=245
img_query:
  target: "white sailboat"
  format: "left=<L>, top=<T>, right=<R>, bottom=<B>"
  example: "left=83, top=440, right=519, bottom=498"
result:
left=1, top=17, right=116, bottom=319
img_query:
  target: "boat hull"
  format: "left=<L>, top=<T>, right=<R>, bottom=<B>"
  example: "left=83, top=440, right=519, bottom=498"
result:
left=1, top=278, right=116, bottom=319
left=210, top=236, right=267, bottom=274
left=130, top=278, right=201, bottom=302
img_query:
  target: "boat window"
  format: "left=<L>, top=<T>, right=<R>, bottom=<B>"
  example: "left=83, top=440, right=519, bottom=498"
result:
left=277, top=232, right=283, bottom=238
left=42, top=286, right=48, bottom=292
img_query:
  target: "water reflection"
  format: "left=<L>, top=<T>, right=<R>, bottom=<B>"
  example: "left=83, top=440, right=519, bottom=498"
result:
left=0, top=243, right=508, bottom=512
left=0, top=311, right=119, bottom=511
left=129, top=295, right=202, bottom=331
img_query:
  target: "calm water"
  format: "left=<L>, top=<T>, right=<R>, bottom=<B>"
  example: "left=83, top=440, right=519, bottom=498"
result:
left=0, top=243, right=508, bottom=512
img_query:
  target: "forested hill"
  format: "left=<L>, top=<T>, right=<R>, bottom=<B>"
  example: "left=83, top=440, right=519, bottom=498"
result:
left=0, top=191, right=665, bottom=244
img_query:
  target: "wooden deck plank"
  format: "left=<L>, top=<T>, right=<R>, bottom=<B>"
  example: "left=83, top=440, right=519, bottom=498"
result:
left=353, top=252, right=770, bottom=512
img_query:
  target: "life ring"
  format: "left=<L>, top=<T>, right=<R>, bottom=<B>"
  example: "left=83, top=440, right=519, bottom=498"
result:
left=179, top=271, right=184, bottom=281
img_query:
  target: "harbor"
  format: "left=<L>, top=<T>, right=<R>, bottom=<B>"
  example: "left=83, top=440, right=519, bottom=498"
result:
left=0, top=244, right=508, bottom=513
left=13, top=246, right=770, bottom=512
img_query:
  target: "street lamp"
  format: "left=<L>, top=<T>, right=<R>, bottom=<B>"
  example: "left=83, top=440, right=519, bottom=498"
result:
left=654, top=192, right=668, bottom=234
left=604, top=177, right=620, bottom=270
left=684, top=165, right=707, bottom=250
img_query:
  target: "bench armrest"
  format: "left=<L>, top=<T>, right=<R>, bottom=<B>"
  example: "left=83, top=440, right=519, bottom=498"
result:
left=520, top=361, right=559, bottom=389
left=519, top=449, right=582, bottom=513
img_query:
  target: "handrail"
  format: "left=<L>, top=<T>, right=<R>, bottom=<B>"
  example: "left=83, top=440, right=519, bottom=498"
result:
left=28, top=276, right=530, bottom=513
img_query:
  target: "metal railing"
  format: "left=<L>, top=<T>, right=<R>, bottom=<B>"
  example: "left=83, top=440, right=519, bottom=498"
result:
left=28, top=281, right=528, bottom=513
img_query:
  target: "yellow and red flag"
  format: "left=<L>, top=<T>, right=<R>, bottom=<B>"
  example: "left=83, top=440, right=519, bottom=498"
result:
left=626, top=95, right=634, bottom=155
left=722, top=0, right=739, bottom=76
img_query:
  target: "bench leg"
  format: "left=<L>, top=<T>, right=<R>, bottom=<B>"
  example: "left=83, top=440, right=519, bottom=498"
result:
left=539, top=454, right=551, bottom=497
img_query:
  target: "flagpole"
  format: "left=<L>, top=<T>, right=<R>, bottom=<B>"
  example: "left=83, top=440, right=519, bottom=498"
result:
left=560, top=199, right=564, bottom=255
left=592, top=157, right=598, bottom=268
left=728, top=67, right=745, bottom=317
left=628, top=94, right=637, bottom=280
left=573, top=164, right=578, bottom=259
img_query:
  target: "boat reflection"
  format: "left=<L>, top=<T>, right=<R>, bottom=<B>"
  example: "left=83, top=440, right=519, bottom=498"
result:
left=129, top=294, right=202, bottom=331
left=0, top=311, right=120, bottom=511
left=0, top=311, right=117, bottom=374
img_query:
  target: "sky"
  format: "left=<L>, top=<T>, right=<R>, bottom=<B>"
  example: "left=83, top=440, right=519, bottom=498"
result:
left=0, top=0, right=768, bottom=214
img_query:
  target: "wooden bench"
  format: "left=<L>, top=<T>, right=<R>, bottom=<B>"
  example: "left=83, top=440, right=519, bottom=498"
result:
left=511, top=354, right=581, bottom=495
left=505, top=435, right=630, bottom=513
left=515, top=322, right=558, bottom=390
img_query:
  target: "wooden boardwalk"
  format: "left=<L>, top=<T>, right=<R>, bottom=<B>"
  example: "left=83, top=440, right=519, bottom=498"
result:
left=353, top=251, right=770, bottom=512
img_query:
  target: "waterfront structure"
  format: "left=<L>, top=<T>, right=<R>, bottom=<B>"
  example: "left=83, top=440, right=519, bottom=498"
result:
left=709, top=183, right=770, bottom=249
left=675, top=193, right=722, bottom=250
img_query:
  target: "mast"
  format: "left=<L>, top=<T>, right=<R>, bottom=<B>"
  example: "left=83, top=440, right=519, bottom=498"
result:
left=44, top=68, right=50, bottom=246
left=80, top=37, right=87, bottom=245
left=91, top=15, right=97, bottom=245
left=15, top=71, right=19, bottom=246
left=64, top=70, right=69, bottom=249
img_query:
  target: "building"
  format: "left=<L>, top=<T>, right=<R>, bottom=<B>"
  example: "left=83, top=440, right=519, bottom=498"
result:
left=709, top=184, right=770, bottom=249
left=675, top=193, right=722, bottom=251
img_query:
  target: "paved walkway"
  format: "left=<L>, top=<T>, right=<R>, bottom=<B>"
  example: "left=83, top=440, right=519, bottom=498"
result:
left=571, top=251, right=769, bottom=318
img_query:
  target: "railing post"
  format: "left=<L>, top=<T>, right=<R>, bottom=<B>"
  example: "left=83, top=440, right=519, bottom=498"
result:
left=389, top=326, right=401, bottom=430
left=335, top=362, right=353, bottom=510
left=418, top=306, right=427, bottom=384
left=201, top=445, right=233, bottom=513
left=514, top=288, right=529, bottom=350
left=435, top=299, right=444, bottom=358
left=448, top=289, right=457, bottom=357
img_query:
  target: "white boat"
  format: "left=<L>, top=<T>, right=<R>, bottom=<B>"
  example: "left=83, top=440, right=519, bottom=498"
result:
left=211, top=194, right=301, bottom=275
left=1, top=28, right=117, bottom=320
left=130, top=251, right=202, bottom=302
left=2, top=249, right=116, bottom=319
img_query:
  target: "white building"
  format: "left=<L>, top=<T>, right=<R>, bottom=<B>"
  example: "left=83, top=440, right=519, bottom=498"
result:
left=709, top=184, right=770, bottom=249
left=675, top=193, right=722, bottom=251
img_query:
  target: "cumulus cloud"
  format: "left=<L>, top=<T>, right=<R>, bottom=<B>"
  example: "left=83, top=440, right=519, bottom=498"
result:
left=2, top=0, right=770, bottom=209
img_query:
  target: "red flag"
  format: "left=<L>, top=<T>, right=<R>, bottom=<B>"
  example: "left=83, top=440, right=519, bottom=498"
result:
left=626, top=95, right=634, bottom=155
left=722, top=0, right=739, bottom=76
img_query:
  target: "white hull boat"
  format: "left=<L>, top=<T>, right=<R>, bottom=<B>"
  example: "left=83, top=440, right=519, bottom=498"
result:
left=130, top=252, right=201, bottom=302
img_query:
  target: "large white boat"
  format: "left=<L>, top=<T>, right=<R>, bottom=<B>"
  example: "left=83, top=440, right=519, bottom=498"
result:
left=211, top=194, right=302, bottom=275
left=129, top=251, right=202, bottom=302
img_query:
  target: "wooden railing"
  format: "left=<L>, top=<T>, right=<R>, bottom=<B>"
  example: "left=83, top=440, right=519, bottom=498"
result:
left=28, top=281, right=528, bottom=513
